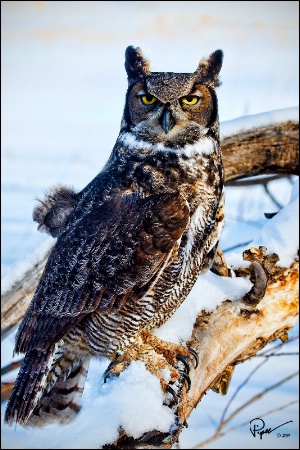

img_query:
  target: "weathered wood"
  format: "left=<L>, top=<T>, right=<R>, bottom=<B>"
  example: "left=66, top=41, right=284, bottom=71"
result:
left=1, top=250, right=51, bottom=340
left=107, top=251, right=299, bottom=449
left=177, top=256, right=299, bottom=442
left=1, top=383, right=15, bottom=403
left=222, top=121, right=299, bottom=181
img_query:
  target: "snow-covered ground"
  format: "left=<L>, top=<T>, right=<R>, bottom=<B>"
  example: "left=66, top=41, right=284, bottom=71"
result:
left=1, top=1, right=299, bottom=449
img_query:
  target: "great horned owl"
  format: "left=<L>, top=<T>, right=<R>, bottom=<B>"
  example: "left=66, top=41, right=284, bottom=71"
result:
left=5, top=46, right=224, bottom=426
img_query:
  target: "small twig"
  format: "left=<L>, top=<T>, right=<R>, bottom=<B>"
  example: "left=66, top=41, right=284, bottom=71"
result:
left=257, top=335, right=299, bottom=356
left=193, top=372, right=298, bottom=449
left=193, top=399, right=299, bottom=448
left=263, top=182, right=284, bottom=209
left=223, top=241, right=252, bottom=254
left=255, top=352, right=299, bottom=357
left=221, top=371, right=298, bottom=428
left=218, top=336, right=298, bottom=427
left=219, top=357, right=268, bottom=426
left=1, top=358, right=23, bottom=376
left=225, top=174, right=292, bottom=187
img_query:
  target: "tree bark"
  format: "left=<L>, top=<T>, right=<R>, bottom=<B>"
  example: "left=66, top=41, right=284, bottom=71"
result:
left=1, top=249, right=51, bottom=340
left=222, top=120, right=299, bottom=181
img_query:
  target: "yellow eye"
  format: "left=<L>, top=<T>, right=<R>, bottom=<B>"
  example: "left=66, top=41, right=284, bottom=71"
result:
left=141, top=94, right=157, bottom=105
left=181, top=96, right=199, bottom=106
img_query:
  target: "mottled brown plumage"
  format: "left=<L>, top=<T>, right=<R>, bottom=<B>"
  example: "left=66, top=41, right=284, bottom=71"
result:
left=5, top=45, right=224, bottom=426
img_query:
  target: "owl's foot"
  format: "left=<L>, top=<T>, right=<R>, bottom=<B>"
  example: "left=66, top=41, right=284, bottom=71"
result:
left=104, top=330, right=197, bottom=397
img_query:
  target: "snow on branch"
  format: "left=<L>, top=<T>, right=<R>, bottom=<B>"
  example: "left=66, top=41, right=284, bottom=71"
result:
left=221, top=108, right=299, bottom=182
left=105, top=261, right=298, bottom=448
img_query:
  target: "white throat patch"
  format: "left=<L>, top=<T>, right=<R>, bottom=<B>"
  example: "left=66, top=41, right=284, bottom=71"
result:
left=119, top=132, right=215, bottom=156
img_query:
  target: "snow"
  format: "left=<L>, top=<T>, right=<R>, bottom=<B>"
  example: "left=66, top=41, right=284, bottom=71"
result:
left=251, top=179, right=299, bottom=267
left=220, top=107, right=299, bottom=139
left=1, top=1, right=299, bottom=449
left=154, top=271, right=253, bottom=344
left=226, top=179, right=299, bottom=269
left=1, top=237, right=54, bottom=295
left=1, top=358, right=174, bottom=449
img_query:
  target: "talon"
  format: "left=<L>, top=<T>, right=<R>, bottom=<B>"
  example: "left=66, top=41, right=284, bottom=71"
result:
left=179, top=370, right=191, bottom=391
left=176, top=355, right=190, bottom=374
left=103, top=370, right=112, bottom=383
left=166, top=385, right=178, bottom=401
left=187, top=346, right=199, bottom=369
left=103, top=361, right=115, bottom=383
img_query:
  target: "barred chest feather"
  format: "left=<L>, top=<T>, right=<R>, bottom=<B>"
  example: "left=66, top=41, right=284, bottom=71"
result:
left=113, top=130, right=223, bottom=212
left=66, top=132, right=224, bottom=357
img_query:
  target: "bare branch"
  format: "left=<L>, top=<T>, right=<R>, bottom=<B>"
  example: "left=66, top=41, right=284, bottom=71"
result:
left=225, top=174, right=293, bottom=187
left=105, top=249, right=299, bottom=448
left=258, top=335, right=299, bottom=355
left=221, top=371, right=298, bottom=428
left=193, top=399, right=299, bottom=449
left=255, top=352, right=299, bottom=357
left=221, top=120, right=299, bottom=182
left=219, top=357, right=269, bottom=427
left=263, top=183, right=284, bottom=209
left=1, top=359, right=24, bottom=377
left=1, top=248, right=51, bottom=340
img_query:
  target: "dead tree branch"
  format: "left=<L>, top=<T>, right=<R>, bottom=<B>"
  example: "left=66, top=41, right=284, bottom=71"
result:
left=1, top=248, right=51, bottom=340
left=222, top=120, right=299, bottom=182
left=107, top=249, right=298, bottom=448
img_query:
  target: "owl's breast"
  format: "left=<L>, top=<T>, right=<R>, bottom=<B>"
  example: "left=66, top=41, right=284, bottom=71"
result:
left=115, top=136, right=222, bottom=204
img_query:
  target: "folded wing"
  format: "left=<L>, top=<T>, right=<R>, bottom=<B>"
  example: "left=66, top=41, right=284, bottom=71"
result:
left=15, top=191, right=190, bottom=354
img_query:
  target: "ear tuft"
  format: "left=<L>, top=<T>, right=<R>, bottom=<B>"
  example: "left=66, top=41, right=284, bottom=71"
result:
left=125, top=46, right=151, bottom=84
left=196, top=49, right=223, bottom=87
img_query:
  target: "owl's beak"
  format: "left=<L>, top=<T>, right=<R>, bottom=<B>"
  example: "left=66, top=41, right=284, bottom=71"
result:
left=160, top=109, right=175, bottom=134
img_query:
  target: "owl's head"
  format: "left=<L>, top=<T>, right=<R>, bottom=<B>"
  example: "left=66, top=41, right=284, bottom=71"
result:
left=120, top=46, right=223, bottom=148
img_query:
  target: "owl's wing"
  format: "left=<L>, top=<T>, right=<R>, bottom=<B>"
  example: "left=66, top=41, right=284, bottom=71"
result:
left=15, top=191, right=189, bottom=354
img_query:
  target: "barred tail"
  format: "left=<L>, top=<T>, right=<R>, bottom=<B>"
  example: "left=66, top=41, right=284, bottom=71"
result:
left=5, top=346, right=90, bottom=427
left=4, top=345, right=58, bottom=425
left=28, top=355, right=90, bottom=427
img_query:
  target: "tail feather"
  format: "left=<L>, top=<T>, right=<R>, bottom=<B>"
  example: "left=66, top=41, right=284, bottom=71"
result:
left=5, top=345, right=58, bottom=425
left=4, top=345, right=90, bottom=427
left=27, top=356, right=90, bottom=426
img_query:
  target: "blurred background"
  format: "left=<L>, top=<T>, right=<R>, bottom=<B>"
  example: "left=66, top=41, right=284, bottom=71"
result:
left=1, top=1, right=299, bottom=449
